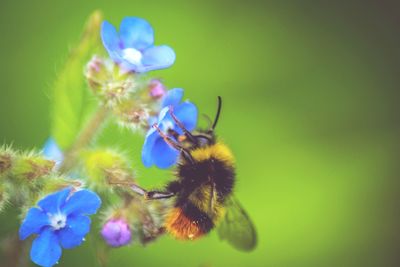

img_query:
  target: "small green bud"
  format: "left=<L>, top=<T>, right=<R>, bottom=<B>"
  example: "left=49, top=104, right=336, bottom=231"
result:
left=0, top=153, right=12, bottom=176
left=112, top=100, right=150, bottom=132
left=85, top=55, right=112, bottom=92
left=0, top=183, right=10, bottom=212
left=0, top=146, right=15, bottom=178
left=83, top=149, right=135, bottom=191
left=11, top=155, right=55, bottom=181
left=41, top=176, right=83, bottom=194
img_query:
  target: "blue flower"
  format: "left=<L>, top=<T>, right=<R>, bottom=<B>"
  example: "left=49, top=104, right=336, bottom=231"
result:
left=42, top=138, right=63, bottom=168
left=142, top=88, right=198, bottom=169
left=101, top=17, right=175, bottom=73
left=19, top=188, right=101, bottom=267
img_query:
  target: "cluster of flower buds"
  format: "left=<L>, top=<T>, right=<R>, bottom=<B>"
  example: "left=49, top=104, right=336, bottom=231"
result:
left=100, top=194, right=170, bottom=248
left=6, top=12, right=203, bottom=267
left=111, top=79, right=166, bottom=132
left=85, top=55, right=135, bottom=106
left=85, top=55, right=171, bottom=133
left=0, top=146, right=83, bottom=211
left=81, top=148, right=172, bottom=246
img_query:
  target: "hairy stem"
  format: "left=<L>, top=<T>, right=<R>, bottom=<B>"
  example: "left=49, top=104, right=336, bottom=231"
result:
left=4, top=233, right=29, bottom=267
left=59, top=105, right=109, bottom=173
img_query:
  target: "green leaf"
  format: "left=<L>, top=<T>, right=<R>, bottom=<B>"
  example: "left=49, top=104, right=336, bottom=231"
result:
left=51, top=10, right=103, bottom=150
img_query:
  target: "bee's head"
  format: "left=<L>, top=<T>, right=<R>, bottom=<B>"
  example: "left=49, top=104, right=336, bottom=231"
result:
left=192, top=96, right=222, bottom=147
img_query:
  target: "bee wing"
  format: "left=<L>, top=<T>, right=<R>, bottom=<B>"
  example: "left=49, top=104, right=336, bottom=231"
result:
left=217, top=196, right=257, bottom=251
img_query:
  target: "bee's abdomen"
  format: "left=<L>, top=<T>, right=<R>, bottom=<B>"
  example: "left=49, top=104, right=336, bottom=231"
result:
left=165, top=201, right=213, bottom=240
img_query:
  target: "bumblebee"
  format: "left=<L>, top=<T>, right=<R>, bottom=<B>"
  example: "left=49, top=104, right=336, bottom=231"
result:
left=131, top=97, right=257, bottom=251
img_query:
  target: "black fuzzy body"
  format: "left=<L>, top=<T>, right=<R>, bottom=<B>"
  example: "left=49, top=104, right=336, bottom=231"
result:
left=165, top=143, right=235, bottom=236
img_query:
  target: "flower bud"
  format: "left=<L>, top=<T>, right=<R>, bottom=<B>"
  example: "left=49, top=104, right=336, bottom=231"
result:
left=101, top=218, right=132, bottom=247
left=85, top=55, right=135, bottom=106
left=11, top=155, right=55, bottom=181
left=113, top=100, right=150, bottom=131
left=85, top=55, right=109, bottom=92
left=83, top=149, right=135, bottom=191
left=148, top=79, right=166, bottom=100
left=0, top=153, right=12, bottom=176
left=41, top=176, right=83, bottom=195
left=0, top=183, right=10, bottom=212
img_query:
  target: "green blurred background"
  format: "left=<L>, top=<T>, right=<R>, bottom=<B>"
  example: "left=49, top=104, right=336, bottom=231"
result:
left=1, top=1, right=399, bottom=266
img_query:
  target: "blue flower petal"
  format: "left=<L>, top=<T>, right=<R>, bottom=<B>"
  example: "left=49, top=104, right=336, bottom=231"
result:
left=118, top=60, right=141, bottom=73
left=38, top=188, right=71, bottom=214
left=30, top=227, right=61, bottom=267
left=19, top=207, right=50, bottom=240
left=162, top=88, right=184, bottom=108
left=173, top=101, right=198, bottom=132
left=58, top=215, right=91, bottom=249
left=119, top=17, right=154, bottom=50
left=43, top=138, right=63, bottom=166
left=147, top=115, right=158, bottom=127
left=141, top=128, right=158, bottom=167
left=141, top=45, right=176, bottom=72
left=157, top=106, right=170, bottom=121
left=101, top=21, right=123, bottom=62
left=152, top=137, right=179, bottom=169
left=61, top=190, right=101, bottom=216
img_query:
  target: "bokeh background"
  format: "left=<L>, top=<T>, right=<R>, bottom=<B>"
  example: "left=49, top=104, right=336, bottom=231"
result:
left=1, top=1, right=399, bottom=266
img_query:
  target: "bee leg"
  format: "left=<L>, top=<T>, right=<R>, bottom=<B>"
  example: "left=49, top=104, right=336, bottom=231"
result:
left=168, top=128, right=207, bottom=150
left=153, top=124, right=195, bottom=164
left=130, top=183, right=147, bottom=196
left=144, top=190, right=176, bottom=200
left=129, top=185, right=176, bottom=200
left=132, top=185, right=175, bottom=199
left=143, top=180, right=182, bottom=200
left=168, top=107, right=198, bottom=145
left=107, top=180, right=176, bottom=199
left=128, top=183, right=176, bottom=199
left=153, top=123, right=182, bottom=150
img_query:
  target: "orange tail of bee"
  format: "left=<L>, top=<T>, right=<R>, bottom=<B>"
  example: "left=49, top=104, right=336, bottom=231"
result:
left=165, top=208, right=205, bottom=240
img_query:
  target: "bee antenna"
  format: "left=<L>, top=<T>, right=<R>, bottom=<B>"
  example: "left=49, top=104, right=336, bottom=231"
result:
left=210, top=96, right=222, bottom=131
left=202, top=114, right=213, bottom=128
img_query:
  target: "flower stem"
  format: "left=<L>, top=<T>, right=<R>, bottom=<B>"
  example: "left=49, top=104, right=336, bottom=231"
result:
left=4, top=233, right=29, bottom=267
left=59, top=105, right=109, bottom=173
left=89, top=231, right=110, bottom=267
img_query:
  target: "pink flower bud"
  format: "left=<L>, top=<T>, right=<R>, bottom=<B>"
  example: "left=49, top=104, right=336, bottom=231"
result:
left=101, top=219, right=132, bottom=247
left=148, top=79, right=166, bottom=99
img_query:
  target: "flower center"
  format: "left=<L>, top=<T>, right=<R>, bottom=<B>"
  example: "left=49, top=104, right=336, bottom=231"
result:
left=122, top=48, right=143, bottom=65
left=49, top=213, right=67, bottom=230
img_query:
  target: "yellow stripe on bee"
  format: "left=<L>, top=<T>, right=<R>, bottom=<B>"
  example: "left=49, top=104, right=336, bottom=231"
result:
left=188, top=184, right=226, bottom=224
left=191, top=142, right=235, bottom=165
